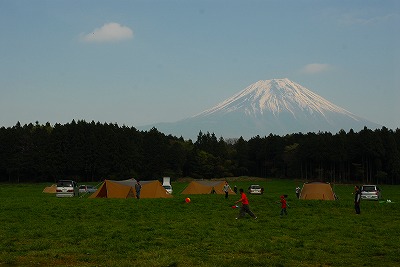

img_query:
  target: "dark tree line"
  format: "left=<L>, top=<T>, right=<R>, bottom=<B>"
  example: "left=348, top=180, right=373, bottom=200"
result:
left=1, top=120, right=399, bottom=184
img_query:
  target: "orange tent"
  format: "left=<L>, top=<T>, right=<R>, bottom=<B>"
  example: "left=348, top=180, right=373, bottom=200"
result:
left=181, top=180, right=236, bottom=195
left=90, top=179, right=172, bottom=199
left=299, top=182, right=336, bottom=200
left=42, top=184, right=57, bottom=193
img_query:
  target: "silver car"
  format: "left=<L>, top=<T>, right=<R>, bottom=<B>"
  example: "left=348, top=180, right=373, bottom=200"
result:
left=79, top=184, right=97, bottom=194
left=56, top=180, right=79, bottom=197
left=248, top=185, right=262, bottom=195
left=361, top=185, right=381, bottom=200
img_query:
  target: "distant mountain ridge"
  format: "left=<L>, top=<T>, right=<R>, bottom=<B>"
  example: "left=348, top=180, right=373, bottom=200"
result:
left=139, top=78, right=381, bottom=140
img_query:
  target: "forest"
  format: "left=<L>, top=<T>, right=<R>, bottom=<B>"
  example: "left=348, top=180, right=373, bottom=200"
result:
left=0, top=120, right=399, bottom=184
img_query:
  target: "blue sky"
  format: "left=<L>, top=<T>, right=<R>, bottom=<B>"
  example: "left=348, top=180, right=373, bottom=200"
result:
left=1, top=0, right=399, bottom=130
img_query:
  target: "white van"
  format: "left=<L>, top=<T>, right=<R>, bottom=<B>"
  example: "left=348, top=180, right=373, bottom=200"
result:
left=56, top=180, right=79, bottom=197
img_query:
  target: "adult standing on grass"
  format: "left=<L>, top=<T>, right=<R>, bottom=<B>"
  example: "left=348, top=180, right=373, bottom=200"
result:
left=135, top=180, right=142, bottom=199
left=235, top=188, right=257, bottom=219
left=354, top=185, right=361, bottom=214
left=223, top=181, right=231, bottom=199
left=295, top=186, right=301, bottom=199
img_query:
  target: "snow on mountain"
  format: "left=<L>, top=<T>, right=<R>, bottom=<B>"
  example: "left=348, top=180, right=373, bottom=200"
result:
left=139, top=78, right=381, bottom=140
left=195, top=78, right=358, bottom=120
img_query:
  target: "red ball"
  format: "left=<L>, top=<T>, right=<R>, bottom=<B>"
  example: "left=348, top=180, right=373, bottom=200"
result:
left=185, top=197, right=191, bottom=203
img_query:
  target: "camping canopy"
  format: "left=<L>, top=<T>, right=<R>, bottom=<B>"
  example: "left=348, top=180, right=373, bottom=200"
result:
left=299, top=182, right=336, bottom=200
left=42, top=184, right=57, bottom=193
left=181, top=180, right=236, bottom=195
left=89, top=179, right=173, bottom=199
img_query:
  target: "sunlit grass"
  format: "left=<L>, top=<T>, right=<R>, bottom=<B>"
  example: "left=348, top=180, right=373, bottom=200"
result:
left=0, top=180, right=399, bottom=266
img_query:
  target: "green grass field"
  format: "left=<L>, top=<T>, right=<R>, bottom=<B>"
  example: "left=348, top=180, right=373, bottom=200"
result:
left=1, top=180, right=399, bottom=267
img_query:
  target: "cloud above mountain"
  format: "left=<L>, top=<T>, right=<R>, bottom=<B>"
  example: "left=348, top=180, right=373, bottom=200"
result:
left=80, top=22, right=133, bottom=43
left=300, top=63, right=332, bottom=74
left=339, top=13, right=398, bottom=26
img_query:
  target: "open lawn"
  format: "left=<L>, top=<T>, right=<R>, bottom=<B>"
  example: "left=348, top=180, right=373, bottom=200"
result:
left=1, top=179, right=399, bottom=266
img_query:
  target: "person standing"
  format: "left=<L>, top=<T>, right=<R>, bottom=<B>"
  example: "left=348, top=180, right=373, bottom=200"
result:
left=223, top=181, right=231, bottom=199
left=279, top=195, right=288, bottom=217
left=295, top=186, right=301, bottom=199
left=135, top=180, right=142, bottom=199
left=354, top=185, right=361, bottom=214
left=233, top=185, right=238, bottom=194
left=235, top=188, right=257, bottom=219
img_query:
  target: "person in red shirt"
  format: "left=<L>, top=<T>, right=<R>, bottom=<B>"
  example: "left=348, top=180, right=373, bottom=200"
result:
left=279, top=195, right=288, bottom=217
left=235, top=188, right=257, bottom=219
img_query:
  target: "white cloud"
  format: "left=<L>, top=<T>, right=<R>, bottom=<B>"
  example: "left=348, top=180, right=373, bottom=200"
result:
left=339, top=13, right=399, bottom=26
left=300, top=63, right=332, bottom=74
left=81, top=22, right=133, bottom=43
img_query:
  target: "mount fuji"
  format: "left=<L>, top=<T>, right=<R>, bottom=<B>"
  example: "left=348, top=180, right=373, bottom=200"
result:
left=140, top=78, right=381, bottom=140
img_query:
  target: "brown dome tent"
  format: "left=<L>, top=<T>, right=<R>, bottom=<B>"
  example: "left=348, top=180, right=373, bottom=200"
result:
left=42, top=184, right=57, bottom=193
left=89, top=179, right=173, bottom=199
left=299, top=182, right=336, bottom=200
left=181, top=180, right=236, bottom=195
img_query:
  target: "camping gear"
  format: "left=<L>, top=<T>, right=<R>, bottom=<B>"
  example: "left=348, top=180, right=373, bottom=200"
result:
left=89, top=178, right=173, bottom=199
left=299, top=182, right=336, bottom=200
left=181, top=180, right=236, bottom=195
left=42, top=184, right=57, bottom=193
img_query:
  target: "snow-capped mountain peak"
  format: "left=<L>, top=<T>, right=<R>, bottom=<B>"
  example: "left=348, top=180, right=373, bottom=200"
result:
left=195, top=78, right=358, bottom=121
left=140, top=78, right=381, bottom=139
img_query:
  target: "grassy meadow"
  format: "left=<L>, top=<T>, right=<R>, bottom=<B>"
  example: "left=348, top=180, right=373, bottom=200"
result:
left=1, top=179, right=399, bottom=267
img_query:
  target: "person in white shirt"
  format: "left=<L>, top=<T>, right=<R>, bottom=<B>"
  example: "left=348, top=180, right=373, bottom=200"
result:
left=223, top=181, right=231, bottom=199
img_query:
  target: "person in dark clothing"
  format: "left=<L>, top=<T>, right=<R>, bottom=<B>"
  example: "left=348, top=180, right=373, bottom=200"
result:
left=354, top=185, right=361, bottom=214
left=135, top=180, right=142, bottom=199
left=295, top=186, right=301, bottom=199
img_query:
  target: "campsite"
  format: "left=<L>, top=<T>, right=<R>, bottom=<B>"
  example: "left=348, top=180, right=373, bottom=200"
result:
left=1, top=179, right=399, bottom=267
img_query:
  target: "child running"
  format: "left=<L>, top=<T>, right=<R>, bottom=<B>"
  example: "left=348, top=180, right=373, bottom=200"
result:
left=235, top=188, right=257, bottom=219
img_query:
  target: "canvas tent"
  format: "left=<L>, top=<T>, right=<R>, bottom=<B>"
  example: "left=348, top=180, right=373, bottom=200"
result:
left=181, top=180, right=236, bottom=195
left=299, top=182, right=336, bottom=200
left=89, top=179, right=173, bottom=199
left=42, top=184, right=57, bottom=193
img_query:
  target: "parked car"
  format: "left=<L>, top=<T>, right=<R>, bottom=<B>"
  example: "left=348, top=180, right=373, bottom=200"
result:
left=56, top=180, right=79, bottom=197
left=248, top=185, right=262, bottom=195
left=163, top=185, right=173, bottom=194
left=79, top=185, right=97, bottom=194
left=361, top=185, right=381, bottom=200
